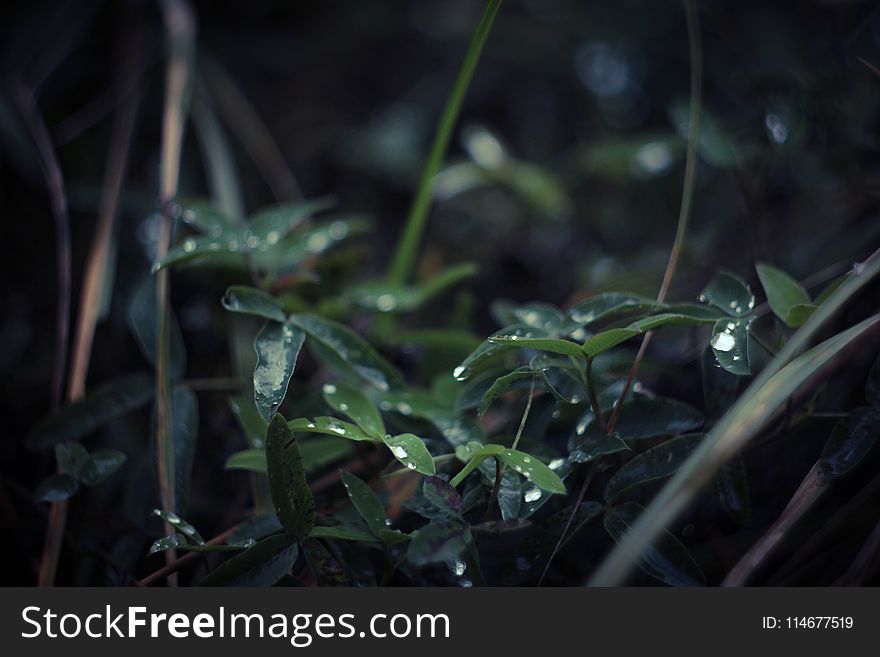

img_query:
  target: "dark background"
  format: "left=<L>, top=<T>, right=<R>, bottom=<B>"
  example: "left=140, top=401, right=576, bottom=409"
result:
left=1, top=0, right=879, bottom=585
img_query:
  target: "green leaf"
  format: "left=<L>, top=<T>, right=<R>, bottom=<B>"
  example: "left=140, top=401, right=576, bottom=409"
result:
left=290, top=314, right=402, bottom=391
left=492, top=301, right=565, bottom=333
left=27, top=373, right=154, bottom=450
left=407, top=518, right=472, bottom=566
left=34, top=473, right=79, bottom=502
left=604, top=434, right=704, bottom=502
left=700, top=270, right=755, bottom=317
left=603, top=502, right=705, bottom=586
left=152, top=509, right=205, bottom=544
left=498, top=449, right=566, bottom=494
left=786, top=303, right=817, bottom=327
left=610, top=398, right=704, bottom=440
left=229, top=397, right=268, bottom=448
left=155, top=236, right=247, bottom=271
left=488, top=334, right=584, bottom=357
left=200, top=534, right=298, bottom=587
left=225, top=449, right=266, bottom=473
left=246, top=197, right=334, bottom=243
left=80, top=449, right=127, bottom=487
left=570, top=430, right=630, bottom=463
left=567, top=293, right=659, bottom=327
left=128, top=276, right=187, bottom=379
left=715, top=455, right=751, bottom=525
left=340, top=471, right=388, bottom=536
left=222, top=285, right=286, bottom=322
left=591, top=312, right=880, bottom=586
left=308, top=525, right=378, bottom=543
left=266, top=415, right=315, bottom=539
left=710, top=317, right=752, bottom=376
left=818, top=407, right=880, bottom=481
left=351, top=263, right=477, bottom=313
left=382, top=433, right=435, bottom=475
left=453, top=324, right=550, bottom=381
left=478, top=368, right=533, bottom=416
left=450, top=443, right=506, bottom=486
left=289, top=416, right=375, bottom=442
left=253, top=321, right=305, bottom=422
left=321, top=381, right=385, bottom=438
left=379, top=390, right=485, bottom=447
left=582, top=328, right=640, bottom=358
left=177, top=199, right=239, bottom=235
left=55, top=442, right=90, bottom=477
left=149, top=533, right=184, bottom=556
left=756, top=263, right=813, bottom=328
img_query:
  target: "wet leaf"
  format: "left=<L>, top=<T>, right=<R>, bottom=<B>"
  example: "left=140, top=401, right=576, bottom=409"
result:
left=341, top=471, right=387, bottom=536
left=221, top=285, right=286, bottom=322
left=498, top=449, right=566, bottom=494
left=610, top=398, right=704, bottom=440
left=246, top=197, right=334, bottom=243
left=756, top=263, right=812, bottom=327
left=570, top=430, right=630, bottom=463
left=818, top=407, right=880, bottom=481
left=700, top=270, right=755, bottom=317
left=289, top=416, right=375, bottom=442
left=453, top=324, right=549, bottom=381
left=149, top=533, right=183, bottom=555
left=603, top=503, right=705, bottom=586
left=710, top=317, right=752, bottom=376
left=604, top=434, right=704, bottom=502
left=488, top=334, right=584, bottom=357
left=177, top=199, right=238, bottom=235
left=321, top=381, right=385, bottom=438
left=152, top=509, right=205, bottom=544
left=27, top=373, right=154, bottom=450
left=290, top=314, right=402, bottom=391
left=200, top=534, right=298, bottom=587
left=253, top=321, right=305, bottom=422
left=34, top=473, right=79, bottom=502
left=567, top=293, right=659, bottom=327
left=382, top=433, right=435, bottom=475
left=266, top=414, right=315, bottom=539
left=378, top=390, right=485, bottom=447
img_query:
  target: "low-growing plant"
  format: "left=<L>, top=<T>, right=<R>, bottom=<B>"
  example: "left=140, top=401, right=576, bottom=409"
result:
left=13, top=0, right=880, bottom=588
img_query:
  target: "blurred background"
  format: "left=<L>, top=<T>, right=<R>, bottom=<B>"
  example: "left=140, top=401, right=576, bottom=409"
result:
left=1, top=0, right=879, bottom=584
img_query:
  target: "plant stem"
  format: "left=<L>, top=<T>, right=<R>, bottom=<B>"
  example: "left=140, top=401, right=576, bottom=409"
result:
left=386, top=0, right=503, bottom=285
left=605, top=0, right=702, bottom=435
left=511, top=376, right=536, bottom=451
left=585, top=358, right=605, bottom=433
left=541, top=0, right=703, bottom=583
left=156, top=0, right=196, bottom=585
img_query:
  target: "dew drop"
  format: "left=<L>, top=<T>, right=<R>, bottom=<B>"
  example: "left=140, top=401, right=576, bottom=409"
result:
left=711, top=331, right=736, bottom=352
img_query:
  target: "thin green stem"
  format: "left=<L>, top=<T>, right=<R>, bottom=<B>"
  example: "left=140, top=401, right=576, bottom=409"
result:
left=605, top=0, right=702, bottom=435
left=585, top=358, right=605, bottom=433
left=511, top=376, right=536, bottom=451
left=386, top=0, right=503, bottom=285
